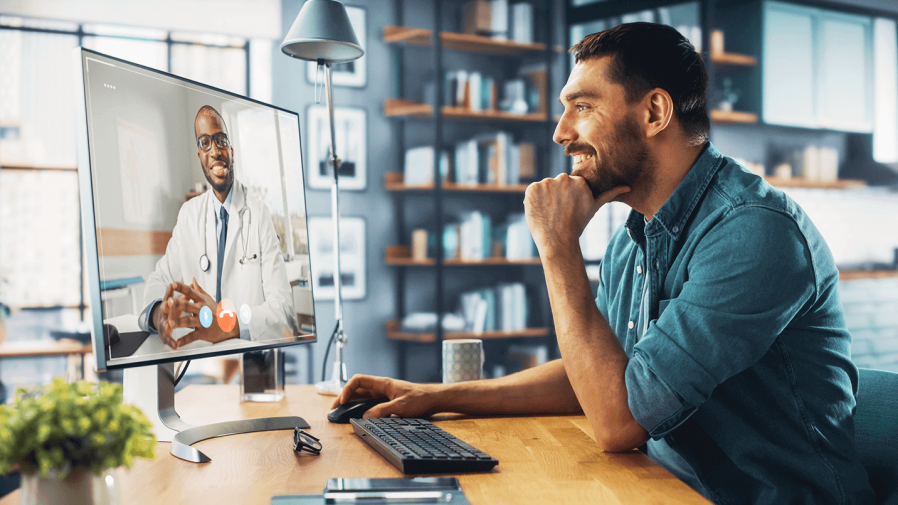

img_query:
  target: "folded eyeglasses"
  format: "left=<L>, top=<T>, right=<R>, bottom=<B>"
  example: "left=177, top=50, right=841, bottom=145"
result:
left=293, top=428, right=322, bottom=455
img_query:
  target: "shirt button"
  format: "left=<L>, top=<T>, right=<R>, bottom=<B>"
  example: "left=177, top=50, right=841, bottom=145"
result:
left=637, top=265, right=643, bottom=274
left=655, top=260, right=660, bottom=269
left=628, top=321, right=635, bottom=329
left=672, top=225, right=679, bottom=234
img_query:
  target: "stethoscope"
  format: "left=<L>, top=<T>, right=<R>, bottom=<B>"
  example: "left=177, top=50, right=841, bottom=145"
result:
left=199, top=187, right=258, bottom=272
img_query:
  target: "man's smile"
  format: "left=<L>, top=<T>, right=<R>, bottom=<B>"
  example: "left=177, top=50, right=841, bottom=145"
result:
left=209, top=162, right=229, bottom=179
left=571, top=152, right=594, bottom=170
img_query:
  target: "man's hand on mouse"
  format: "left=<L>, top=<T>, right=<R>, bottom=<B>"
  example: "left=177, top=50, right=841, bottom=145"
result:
left=333, top=375, right=440, bottom=419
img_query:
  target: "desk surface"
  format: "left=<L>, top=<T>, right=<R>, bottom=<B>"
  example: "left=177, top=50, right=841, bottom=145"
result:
left=0, top=385, right=710, bottom=505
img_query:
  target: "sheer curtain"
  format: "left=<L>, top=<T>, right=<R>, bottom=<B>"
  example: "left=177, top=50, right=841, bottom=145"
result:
left=0, top=21, right=252, bottom=312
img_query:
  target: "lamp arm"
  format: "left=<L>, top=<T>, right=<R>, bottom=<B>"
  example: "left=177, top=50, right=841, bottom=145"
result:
left=324, top=62, right=348, bottom=386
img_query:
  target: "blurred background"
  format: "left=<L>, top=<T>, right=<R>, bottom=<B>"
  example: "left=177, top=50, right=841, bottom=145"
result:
left=1, top=0, right=897, bottom=402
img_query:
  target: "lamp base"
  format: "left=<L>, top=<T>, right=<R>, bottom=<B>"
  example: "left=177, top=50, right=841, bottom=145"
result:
left=315, top=361, right=345, bottom=396
left=315, top=378, right=342, bottom=396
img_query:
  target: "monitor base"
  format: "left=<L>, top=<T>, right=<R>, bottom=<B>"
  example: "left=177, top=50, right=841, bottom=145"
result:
left=124, top=363, right=310, bottom=463
left=171, top=416, right=310, bottom=463
left=123, top=362, right=193, bottom=442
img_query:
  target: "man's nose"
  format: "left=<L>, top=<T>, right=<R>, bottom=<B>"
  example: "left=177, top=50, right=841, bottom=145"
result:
left=553, top=111, right=575, bottom=146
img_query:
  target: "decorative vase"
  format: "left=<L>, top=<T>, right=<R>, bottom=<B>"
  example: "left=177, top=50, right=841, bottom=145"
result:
left=19, top=468, right=121, bottom=505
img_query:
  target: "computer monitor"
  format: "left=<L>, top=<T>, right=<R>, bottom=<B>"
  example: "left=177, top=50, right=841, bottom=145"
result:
left=72, top=47, right=317, bottom=461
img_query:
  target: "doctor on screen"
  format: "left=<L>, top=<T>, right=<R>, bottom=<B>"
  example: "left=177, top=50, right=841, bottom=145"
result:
left=138, top=105, right=296, bottom=349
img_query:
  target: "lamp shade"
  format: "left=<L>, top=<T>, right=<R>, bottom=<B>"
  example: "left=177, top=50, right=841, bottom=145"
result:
left=280, top=0, right=364, bottom=63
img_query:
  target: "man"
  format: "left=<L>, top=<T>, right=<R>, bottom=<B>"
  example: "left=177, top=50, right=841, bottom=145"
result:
left=333, top=23, right=875, bottom=504
left=138, top=105, right=296, bottom=348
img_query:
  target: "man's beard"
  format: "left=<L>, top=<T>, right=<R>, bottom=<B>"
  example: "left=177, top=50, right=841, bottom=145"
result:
left=203, top=160, right=234, bottom=196
left=567, top=113, right=649, bottom=199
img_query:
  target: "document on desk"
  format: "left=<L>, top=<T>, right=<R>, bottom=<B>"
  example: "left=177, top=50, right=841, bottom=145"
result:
left=272, top=477, right=471, bottom=505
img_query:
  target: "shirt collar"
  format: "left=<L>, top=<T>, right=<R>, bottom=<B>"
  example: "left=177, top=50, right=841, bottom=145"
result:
left=211, top=184, right=234, bottom=221
left=626, top=142, right=724, bottom=242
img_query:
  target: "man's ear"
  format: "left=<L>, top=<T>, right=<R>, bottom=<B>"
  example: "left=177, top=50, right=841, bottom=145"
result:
left=644, top=88, right=673, bottom=139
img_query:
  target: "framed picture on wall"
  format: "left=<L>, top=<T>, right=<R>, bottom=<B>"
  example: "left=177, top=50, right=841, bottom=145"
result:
left=308, top=216, right=366, bottom=300
left=306, top=105, right=367, bottom=191
left=305, top=5, right=366, bottom=87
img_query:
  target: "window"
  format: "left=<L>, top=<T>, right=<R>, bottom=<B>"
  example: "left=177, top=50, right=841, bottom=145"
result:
left=0, top=16, right=262, bottom=314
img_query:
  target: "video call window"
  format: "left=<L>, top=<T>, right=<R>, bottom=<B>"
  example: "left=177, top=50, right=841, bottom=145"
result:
left=78, top=49, right=315, bottom=368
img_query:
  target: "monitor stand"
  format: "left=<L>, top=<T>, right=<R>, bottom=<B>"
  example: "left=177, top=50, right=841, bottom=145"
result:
left=123, top=363, right=309, bottom=463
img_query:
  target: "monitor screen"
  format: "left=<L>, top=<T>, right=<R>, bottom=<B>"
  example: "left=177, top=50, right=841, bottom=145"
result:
left=74, top=48, right=316, bottom=371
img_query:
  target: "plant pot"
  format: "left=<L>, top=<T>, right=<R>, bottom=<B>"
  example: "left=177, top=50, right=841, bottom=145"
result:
left=19, top=468, right=120, bottom=505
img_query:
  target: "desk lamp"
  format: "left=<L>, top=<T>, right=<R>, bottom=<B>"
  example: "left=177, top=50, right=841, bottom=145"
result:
left=280, top=0, right=364, bottom=395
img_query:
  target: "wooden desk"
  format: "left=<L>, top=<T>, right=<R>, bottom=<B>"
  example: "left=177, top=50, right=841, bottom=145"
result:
left=0, top=340, right=93, bottom=380
left=0, top=385, right=710, bottom=505
left=0, top=340, right=92, bottom=359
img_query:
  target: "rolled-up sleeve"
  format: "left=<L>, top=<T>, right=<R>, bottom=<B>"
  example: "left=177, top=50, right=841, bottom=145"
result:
left=625, top=206, right=817, bottom=437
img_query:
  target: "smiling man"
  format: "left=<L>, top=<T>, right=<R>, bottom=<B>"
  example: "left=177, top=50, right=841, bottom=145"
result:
left=137, top=105, right=295, bottom=349
left=332, top=23, right=874, bottom=504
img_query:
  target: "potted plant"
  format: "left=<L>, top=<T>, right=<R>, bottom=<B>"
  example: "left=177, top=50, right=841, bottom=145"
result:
left=0, top=379, right=156, bottom=505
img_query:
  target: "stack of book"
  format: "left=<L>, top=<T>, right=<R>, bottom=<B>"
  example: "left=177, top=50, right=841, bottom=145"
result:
left=461, top=0, right=534, bottom=43
left=443, top=66, right=545, bottom=114
left=443, top=212, right=535, bottom=261
left=453, top=133, right=535, bottom=185
left=459, top=282, right=529, bottom=333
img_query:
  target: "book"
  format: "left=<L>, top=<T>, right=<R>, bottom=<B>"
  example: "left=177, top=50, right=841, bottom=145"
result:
left=462, top=0, right=492, bottom=36
left=510, top=2, right=533, bottom=43
left=517, top=142, right=536, bottom=180
left=490, top=0, right=508, bottom=39
left=459, top=211, right=492, bottom=260
left=520, top=64, right=546, bottom=114
left=404, top=146, right=449, bottom=185
left=468, top=72, right=483, bottom=111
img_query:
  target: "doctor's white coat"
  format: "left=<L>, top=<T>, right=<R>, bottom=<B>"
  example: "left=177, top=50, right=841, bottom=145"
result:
left=140, top=181, right=296, bottom=342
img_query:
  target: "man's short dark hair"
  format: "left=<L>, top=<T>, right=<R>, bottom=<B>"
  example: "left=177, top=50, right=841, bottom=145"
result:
left=570, top=22, right=709, bottom=146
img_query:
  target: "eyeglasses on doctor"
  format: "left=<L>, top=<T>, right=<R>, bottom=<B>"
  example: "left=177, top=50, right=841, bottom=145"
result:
left=196, top=132, right=230, bottom=151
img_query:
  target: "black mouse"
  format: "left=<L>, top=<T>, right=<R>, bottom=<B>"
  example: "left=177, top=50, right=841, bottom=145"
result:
left=327, top=398, right=388, bottom=424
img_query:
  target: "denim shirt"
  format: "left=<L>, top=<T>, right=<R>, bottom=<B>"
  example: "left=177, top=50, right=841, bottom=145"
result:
left=596, top=143, right=875, bottom=505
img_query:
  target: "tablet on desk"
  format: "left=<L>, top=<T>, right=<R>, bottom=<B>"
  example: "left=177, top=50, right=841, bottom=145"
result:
left=271, top=477, right=470, bottom=505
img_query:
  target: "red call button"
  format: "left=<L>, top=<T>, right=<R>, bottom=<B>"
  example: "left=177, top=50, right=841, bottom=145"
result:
left=217, top=299, right=237, bottom=333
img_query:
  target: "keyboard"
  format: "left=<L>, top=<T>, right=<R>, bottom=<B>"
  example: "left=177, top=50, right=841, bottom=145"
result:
left=350, top=418, right=499, bottom=474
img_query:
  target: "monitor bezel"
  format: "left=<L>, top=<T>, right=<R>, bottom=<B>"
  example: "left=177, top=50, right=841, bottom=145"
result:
left=72, top=47, right=317, bottom=372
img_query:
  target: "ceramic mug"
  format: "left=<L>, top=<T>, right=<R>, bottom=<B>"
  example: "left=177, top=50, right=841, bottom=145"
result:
left=442, top=339, right=484, bottom=384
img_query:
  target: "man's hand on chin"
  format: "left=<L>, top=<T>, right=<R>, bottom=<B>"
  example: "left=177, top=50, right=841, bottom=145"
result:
left=524, top=173, right=630, bottom=257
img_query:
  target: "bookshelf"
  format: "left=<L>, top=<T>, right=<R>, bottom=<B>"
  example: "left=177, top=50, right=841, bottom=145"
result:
left=386, top=320, right=550, bottom=343
left=385, top=173, right=530, bottom=193
left=385, top=245, right=541, bottom=266
left=384, top=98, right=547, bottom=122
left=386, top=0, right=557, bottom=380
left=383, top=26, right=547, bottom=55
left=710, top=109, right=758, bottom=123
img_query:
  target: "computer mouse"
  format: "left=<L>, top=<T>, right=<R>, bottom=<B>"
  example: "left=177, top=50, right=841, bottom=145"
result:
left=327, top=398, right=389, bottom=424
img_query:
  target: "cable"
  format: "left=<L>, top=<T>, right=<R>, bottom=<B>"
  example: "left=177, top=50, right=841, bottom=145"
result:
left=320, top=321, right=340, bottom=382
left=174, top=360, right=191, bottom=387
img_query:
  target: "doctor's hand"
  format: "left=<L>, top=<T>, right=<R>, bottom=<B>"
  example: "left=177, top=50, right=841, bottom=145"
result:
left=152, top=283, right=180, bottom=349
left=164, top=279, right=240, bottom=348
left=523, top=174, right=630, bottom=258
